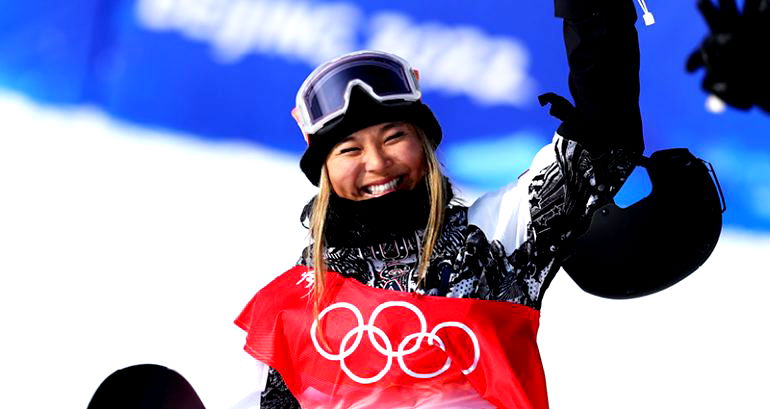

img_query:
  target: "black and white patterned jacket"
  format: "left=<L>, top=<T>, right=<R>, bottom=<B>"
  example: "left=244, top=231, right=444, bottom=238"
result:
left=257, top=136, right=636, bottom=408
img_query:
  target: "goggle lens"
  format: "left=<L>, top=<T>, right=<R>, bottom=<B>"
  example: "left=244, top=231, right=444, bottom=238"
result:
left=302, top=55, right=416, bottom=126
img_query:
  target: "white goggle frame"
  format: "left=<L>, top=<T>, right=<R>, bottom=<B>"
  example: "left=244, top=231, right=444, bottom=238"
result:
left=294, top=50, right=422, bottom=137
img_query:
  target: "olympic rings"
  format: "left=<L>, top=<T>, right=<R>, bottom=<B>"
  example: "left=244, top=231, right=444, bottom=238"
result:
left=310, top=302, right=364, bottom=361
left=309, top=301, right=481, bottom=384
left=369, top=301, right=427, bottom=356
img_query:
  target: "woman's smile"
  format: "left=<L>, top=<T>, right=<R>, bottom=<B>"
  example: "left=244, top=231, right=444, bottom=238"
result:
left=361, top=175, right=404, bottom=197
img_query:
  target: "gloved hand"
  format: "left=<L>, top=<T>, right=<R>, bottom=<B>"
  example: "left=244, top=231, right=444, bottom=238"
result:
left=552, top=0, right=644, bottom=155
left=554, top=0, right=637, bottom=22
left=686, top=0, right=770, bottom=113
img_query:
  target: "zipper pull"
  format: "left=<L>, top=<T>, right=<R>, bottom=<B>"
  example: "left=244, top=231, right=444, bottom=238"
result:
left=637, top=0, right=655, bottom=26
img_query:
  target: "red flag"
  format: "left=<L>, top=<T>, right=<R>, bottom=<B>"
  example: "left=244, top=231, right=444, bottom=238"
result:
left=236, top=266, right=548, bottom=409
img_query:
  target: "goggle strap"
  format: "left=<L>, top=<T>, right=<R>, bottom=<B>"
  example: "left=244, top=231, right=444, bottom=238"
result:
left=291, top=106, right=310, bottom=145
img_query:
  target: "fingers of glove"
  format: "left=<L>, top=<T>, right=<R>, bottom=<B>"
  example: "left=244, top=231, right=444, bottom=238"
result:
left=743, top=0, right=763, bottom=17
left=702, top=73, right=727, bottom=100
left=761, top=0, right=770, bottom=16
left=748, top=0, right=770, bottom=22
left=703, top=74, right=754, bottom=110
left=741, top=0, right=770, bottom=30
left=722, top=90, right=754, bottom=110
left=752, top=0, right=770, bottom=20
left=718, top=0, right=740, bottom=19
left=686, top=49, right=706, bottom=72
left=698, top=0, right=726, bottom=31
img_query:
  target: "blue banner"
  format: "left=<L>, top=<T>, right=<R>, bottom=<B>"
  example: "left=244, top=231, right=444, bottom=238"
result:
left=1, top=0, right=768, bottom=230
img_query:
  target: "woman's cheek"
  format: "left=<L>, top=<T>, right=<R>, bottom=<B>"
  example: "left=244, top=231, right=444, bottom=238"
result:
left=327, top=159, right=359, bottom=198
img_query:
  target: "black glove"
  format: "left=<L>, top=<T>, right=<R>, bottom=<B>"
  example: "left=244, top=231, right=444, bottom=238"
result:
left=551, top=0, right=644, bottom=155
left=686, top=0, right=770, bottom=113
left=554, top=0, right=637, bottom=22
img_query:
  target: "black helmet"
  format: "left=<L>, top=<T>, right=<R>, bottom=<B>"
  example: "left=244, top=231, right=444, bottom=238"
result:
left=562, top=148, right=726, bottom=299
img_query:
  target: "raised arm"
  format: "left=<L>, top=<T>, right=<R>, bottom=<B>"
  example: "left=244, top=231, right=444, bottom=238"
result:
left=551, top=0, right=644, bottom=155
left=533, top=0, right=646, bottom=234
left=470, top=0, right=646, bottom=308
left=532, top=0, right=647, bottom=300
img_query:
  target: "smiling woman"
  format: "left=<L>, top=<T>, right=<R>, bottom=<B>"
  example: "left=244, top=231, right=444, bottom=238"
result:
left=235, top=2, right=650, bottom=408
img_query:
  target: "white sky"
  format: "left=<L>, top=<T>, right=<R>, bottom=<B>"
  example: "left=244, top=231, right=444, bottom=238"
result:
left=1, top=92, right=768, bottom=409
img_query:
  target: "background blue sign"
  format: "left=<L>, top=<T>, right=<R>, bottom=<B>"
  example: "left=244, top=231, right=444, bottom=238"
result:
left=1, top=0, right=768, bottom=230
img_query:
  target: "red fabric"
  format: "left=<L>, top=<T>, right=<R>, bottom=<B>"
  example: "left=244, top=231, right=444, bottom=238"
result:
left=236, top=266, right=549, bottom=409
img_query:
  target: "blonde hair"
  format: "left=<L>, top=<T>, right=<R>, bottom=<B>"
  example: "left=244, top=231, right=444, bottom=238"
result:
left=309, top=127, right=445, bottom=316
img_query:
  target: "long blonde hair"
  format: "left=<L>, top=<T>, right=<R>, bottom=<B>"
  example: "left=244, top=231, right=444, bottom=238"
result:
left=308, top=127, right=446, bottom=317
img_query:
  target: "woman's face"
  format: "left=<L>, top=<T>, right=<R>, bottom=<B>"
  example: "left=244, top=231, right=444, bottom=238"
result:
left=325, top=122, right=426, bottom=201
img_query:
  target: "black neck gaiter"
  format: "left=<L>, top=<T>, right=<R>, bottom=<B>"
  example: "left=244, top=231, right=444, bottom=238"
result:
left=301, top=179, right=452, bottom=248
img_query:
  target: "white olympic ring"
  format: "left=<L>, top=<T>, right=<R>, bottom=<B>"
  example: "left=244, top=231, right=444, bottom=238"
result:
left=309, top=301, right=481, bottom=384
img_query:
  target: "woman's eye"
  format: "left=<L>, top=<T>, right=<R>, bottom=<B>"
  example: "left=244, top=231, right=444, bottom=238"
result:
left=338, top=146, right=360, bottom=155
left=385, top=131, right=405, bottom=142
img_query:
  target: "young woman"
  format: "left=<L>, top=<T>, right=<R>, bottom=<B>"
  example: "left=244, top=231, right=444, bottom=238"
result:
left=237, top=1, right=646, bottom=408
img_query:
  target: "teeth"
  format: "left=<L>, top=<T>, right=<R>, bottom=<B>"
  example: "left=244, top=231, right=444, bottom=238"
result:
left=366, top=177, right=400, bottom=195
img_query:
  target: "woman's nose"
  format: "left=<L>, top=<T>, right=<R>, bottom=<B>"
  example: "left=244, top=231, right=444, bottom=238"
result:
left=363, top=147, right=392, bottom=172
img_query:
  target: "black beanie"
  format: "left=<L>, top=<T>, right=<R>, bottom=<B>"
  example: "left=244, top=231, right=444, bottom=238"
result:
left=299, top=86, right=442, bottom=185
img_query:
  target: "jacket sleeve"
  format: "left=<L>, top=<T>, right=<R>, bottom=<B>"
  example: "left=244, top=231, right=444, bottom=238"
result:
left=260, top=367, right=301, bottom=409
left=531, top=0, right=645, bottom=304
left=471, top=0, right=644, bottom=245
left=537, top=1, right=645, bottom=245
left=469, top=0, right=643, bottom=309
left=554, top=0, right=644, bottom=155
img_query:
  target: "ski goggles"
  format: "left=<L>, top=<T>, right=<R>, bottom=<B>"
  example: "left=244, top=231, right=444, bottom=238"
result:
left=294, top=51, right=422, bottom=137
